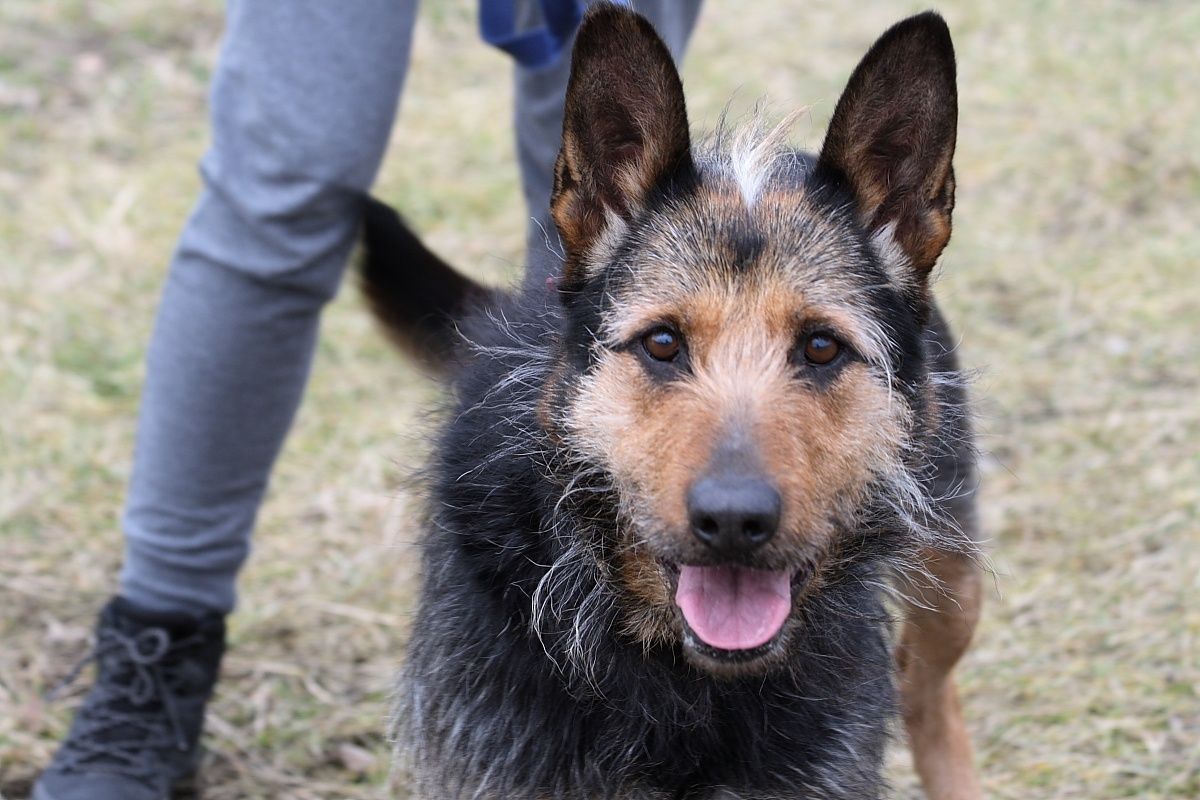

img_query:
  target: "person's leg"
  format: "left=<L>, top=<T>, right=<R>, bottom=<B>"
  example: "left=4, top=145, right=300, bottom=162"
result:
left=515, top=0, right=704, bottom=288
left=37, top=2, right=417, bottom=798
left=119, top=0, right=419, bottom=616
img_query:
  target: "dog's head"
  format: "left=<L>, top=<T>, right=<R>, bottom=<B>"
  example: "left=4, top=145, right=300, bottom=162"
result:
left=544, top=7, right=958, bottom=675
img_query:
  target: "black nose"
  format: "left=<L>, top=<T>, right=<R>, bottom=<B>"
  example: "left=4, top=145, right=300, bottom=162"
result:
left=687, top=474, right=781, bottom=556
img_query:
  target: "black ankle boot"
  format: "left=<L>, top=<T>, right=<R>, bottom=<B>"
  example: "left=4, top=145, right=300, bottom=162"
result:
left=33, top=597, right=226, bottom=800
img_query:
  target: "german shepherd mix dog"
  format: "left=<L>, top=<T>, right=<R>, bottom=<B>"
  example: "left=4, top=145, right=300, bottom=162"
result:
left=362, top=6, right=984, bottom=799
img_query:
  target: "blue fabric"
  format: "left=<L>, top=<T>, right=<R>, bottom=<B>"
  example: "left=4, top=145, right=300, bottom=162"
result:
left=480, top=0, right=628, bottom=69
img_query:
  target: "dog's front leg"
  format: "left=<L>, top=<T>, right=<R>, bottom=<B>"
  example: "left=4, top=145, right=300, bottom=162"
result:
left=896, top=548, right=984, bottom=800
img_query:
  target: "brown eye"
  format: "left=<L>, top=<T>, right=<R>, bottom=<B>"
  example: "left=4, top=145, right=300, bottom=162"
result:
left=803, top=333, right=841, bottom=365
left=642, top=327, right=681, bottom=362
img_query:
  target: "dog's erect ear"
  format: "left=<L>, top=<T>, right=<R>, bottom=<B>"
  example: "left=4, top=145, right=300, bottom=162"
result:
left=817, top=12, right=958, bottom=279
left=551, top=5, right=692, bottom=269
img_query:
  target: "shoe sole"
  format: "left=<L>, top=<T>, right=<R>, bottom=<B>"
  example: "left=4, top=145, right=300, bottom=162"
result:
left=31, top=753, right=201, bottom=800
left=31, top=775, right=197, bottom=800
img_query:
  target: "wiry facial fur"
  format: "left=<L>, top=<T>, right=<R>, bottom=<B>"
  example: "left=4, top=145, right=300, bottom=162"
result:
left=387, top=8, right=980, bottom=800
left=391, top=133, right=978, bottom=799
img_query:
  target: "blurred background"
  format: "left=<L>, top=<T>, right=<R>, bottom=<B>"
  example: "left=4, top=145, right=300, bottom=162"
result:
left=1, top=1, right=1197, bottom=797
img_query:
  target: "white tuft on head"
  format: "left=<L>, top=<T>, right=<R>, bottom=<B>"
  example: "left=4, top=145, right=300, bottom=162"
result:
left=723, top=105, right=809, bottom=208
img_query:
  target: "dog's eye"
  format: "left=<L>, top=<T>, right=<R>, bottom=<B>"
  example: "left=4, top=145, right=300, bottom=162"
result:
left=642, top=327, right=682, bottom=362
left=802, top=332, right=841, bottom=365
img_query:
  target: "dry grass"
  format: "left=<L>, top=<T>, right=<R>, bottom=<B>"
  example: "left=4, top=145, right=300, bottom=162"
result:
left=1, top=1, right=1198, bottom=798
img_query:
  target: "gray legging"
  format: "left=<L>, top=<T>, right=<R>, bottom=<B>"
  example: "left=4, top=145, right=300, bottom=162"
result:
left=118, top=0, right=703, bottom=615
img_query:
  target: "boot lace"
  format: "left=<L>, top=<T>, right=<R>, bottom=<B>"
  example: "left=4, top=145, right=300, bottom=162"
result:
left=48, top=624, right=204, bottom=779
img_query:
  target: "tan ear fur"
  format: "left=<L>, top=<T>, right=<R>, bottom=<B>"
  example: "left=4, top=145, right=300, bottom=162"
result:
left=818, top=12, right=958, bottom=278
left=551, top=6, right=692, bottom=274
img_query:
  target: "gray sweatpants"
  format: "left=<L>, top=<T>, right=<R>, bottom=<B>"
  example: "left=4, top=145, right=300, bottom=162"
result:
left=118, top=0, right=702, bottom=615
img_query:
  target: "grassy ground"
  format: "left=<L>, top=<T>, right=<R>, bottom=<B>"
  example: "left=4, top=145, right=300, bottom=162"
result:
left=1, top=1, right=1197, bottom=798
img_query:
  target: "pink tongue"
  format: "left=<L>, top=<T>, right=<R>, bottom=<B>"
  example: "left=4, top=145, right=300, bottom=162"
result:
left=675, top=565, right=792, bottom=651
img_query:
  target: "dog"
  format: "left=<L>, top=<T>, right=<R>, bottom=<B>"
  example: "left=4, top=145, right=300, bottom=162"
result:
left=361, top=6, right=984, bottom=798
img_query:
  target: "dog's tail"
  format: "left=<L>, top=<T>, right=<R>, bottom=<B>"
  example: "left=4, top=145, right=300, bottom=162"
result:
left=359, top=196, right=494, bottom=374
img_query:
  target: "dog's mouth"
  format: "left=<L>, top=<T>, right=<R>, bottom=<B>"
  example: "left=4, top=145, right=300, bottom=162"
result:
left=661, top=561, right=813, bottom=661
left=675, top=564, right=792, bottom=651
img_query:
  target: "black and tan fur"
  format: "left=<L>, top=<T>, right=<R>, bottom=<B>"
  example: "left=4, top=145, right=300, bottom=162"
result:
left=362, top=6, right=984, bottom=799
